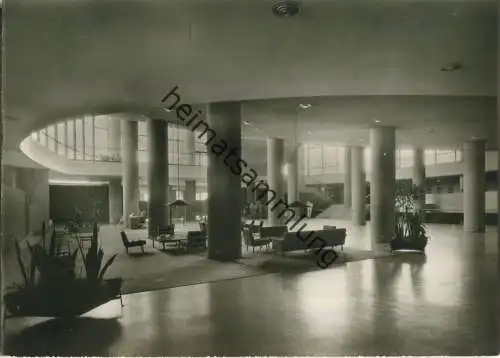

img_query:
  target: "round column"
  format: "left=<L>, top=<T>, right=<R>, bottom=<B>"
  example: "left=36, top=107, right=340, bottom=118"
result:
left=108, top=178, right=122, bottom=224
left=147, top=118, right=169, bottom=238
left=287, top=145, right=299, bottom=203
left=412, top=148, right=426, bottom=212
left=207, top=102, right=242, bottom=261
left=121, top=119, right=140, bottom=228
left=107, top=117, right=121, bottom=160
left=351, top=146, right=366, bottom=225
left=370, top=126, right=396, bottom=244
left=183, top=128, right=196, bottom=165
left=267, top=138, right=285, bottom=226
left=463, top=140, right=486, bottom=233
left=344, top=147, right=352, bottom=209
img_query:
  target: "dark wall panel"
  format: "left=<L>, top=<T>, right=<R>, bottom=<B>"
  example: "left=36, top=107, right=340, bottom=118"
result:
left=50, top=185, right=109, bottom=223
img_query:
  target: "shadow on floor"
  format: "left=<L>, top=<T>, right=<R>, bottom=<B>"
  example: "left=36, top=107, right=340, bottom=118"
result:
left=237, top=247, right=389, bottom=274
left=158, top=247, right=206, bottom=256
left=127, top=251, right=156, bottom=258
left=5, top=317, right=123, bottom=356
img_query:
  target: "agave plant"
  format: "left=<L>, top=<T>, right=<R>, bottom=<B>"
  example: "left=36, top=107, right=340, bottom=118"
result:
left=13, top=241, right=37, bottom=290
left=77, top=222, right=117, bottom=285
left=33, top=244, right=79, bottom=289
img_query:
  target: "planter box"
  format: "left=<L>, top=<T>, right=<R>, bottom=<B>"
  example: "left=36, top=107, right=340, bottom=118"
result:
left=5, top=278, right=122, bottom=318
left=390, top=236, right=428, bottom=252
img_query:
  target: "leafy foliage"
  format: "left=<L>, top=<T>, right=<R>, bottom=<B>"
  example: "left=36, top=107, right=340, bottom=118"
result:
left=13, top=241, right=36, bottom=290
left=77, top=222, right=117, bottom=285
left=394, top=183, right=428, bottom=241
left=11, top=220, right=117, bottom=294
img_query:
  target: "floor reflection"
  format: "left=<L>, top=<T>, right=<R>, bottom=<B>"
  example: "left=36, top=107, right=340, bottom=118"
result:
left=5, top=317, right=122, bottom=356
left=4, top=221, right=498, bottom=356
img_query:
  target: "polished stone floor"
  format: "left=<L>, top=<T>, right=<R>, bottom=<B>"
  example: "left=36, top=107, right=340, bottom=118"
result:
left=4, top=220, right=499, bottom=356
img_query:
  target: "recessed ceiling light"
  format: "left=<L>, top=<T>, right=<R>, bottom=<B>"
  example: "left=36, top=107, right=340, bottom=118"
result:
left=374, top=119, right=381, bottom=124
left=440, top=62, right=462, bottom=72
left=243, top=120, right=251, bottom=126
left=272, top=1, right=301, bottom=17
left=299, top=104, right=312, bottom=109
left=163, top=108, right=173, bottom=113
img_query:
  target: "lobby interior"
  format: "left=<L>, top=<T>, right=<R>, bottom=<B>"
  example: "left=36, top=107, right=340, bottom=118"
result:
left=2, top=0, right=500, bottom=356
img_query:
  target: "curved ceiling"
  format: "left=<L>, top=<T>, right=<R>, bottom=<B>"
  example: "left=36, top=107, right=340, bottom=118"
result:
left=4, top=0, right=498, bottom=150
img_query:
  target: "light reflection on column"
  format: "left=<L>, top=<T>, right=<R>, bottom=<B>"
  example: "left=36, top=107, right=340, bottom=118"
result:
left=457, top=232, right=497, bottom=354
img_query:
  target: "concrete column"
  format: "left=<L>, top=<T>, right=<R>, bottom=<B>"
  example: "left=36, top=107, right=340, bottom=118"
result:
left=184, top=180, right=196, bottom=202
left=207, top=102, right=242, bottom=261
left=183, top=128, right=196, bottom=165
left=344, top=147, right=352, bottom=208
left=147, top=118, right=169, bottom=237
left=412, top=148, right=426, bottom=212
left=267, top=138, right=285, bottom=226
left=246, top=184, right=255, bottom=203
left=370, top=126, right=396, bottom=244
left=184, top=180, right=197, bottom=221
left=351, top=146, right=366, bottom=225
left=121, top=119, right=140, bottom=228
left=108, top=118, right=121, bottom=160
left=286, top=145, right=299, bottom=204
left=108, top=178, right=122, bottom=224
left=463, top=140, right=486, bottom=233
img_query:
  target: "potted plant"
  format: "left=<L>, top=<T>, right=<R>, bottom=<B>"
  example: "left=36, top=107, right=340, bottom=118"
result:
left=5, top=222, right=121, bottom=318
left=390, top=183, right=429, bottom=252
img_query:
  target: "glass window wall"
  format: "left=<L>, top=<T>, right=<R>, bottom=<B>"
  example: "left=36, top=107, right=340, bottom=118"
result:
left=47, top=125, right=56, bottom=151
left=57, top=123, right=66, bottom=156
left=66, top=120, right=75, bottom=159
left=39, top=129, right=47, bottom=146
left=84, top=116, right=95, bottom=160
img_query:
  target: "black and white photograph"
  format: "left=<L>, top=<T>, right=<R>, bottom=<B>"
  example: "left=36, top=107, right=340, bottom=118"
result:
left=0, top=0, right=499, bottom=356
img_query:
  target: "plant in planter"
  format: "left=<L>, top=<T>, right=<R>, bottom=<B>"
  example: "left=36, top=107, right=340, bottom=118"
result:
left=76, top=222, right=117, bottom=286
left=390, top=183, right=429, bottom=252
left=5, top=222, right=122, bottom=318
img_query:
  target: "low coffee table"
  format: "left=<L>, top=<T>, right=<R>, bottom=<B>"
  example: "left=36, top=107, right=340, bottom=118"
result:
left=152, top=234, right=183, bottom=250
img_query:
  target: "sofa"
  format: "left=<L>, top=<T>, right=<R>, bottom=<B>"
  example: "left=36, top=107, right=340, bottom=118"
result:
left=273, top=228, right=346, bottom=254
left=260, top=225, right=288, bottom=239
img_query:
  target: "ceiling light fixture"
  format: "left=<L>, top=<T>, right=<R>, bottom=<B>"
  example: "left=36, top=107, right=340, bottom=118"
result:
left=272, top=1, right=301, bottom=17
left=299, top=103, right=312, bottom=109
left=243, top=120, right=251, bottom=126
left=374, top=119, right=381, bottom=124
left=440, top=62, right=462, bottom=72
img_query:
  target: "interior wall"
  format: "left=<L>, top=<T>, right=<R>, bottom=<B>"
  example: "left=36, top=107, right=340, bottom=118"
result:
left=49, top=184, right=110, bottom=223
left=2, top=166, right=50, bottom=251
left=426, top=192, right=498, bottom=213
